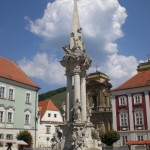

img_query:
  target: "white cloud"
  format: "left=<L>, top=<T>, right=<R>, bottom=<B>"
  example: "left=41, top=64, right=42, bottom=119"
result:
left=18, top=53, right=66, bottom=85
left=20, top=0, right=140, bottom=89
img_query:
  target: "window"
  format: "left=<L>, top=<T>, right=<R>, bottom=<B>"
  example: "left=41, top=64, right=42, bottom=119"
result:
left=120, top=113, right=128, bottom=126
left=122, top=135, right=128, bottom=146
left=135, top=111, right=143, bottom=126
left=24, top=110, right=31, bottom=125
left=26, top=92, right=31, bottom=103
left=119, top=96, right=127, bottom=106
left=8, top=88, right=14, bottom=100
left=0, top=134, right=4, bottom=147
left=0, top=111, right=4, bottom=122
left=137, top=135, right=144, bottom=141
left=54, top=114, right=57, bottom=118
left=7, top=112, right=13, bottom=123
left=46, top=126, right=51, bottom=134
left=6, top=134, right=13, bottom=140
left=0, top=86, right=5, bottom=98
left=48, top=113, right=51, bottom=117
left=25, top=114, right=30, bottom=125
left=133, top=94, right=142, bottom=104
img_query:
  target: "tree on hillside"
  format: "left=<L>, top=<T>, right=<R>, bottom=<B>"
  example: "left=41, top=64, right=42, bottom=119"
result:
left=100, top=130, right=120, bottom=146
left=17, top=130, right=33, bottom=147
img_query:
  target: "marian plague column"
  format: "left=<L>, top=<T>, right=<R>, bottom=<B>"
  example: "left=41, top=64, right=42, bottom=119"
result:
left=52, top=0, right=102, bottom=149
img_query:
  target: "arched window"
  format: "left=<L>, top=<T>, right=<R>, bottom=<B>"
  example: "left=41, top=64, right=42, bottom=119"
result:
left=24, top=109, right=32, bottom=125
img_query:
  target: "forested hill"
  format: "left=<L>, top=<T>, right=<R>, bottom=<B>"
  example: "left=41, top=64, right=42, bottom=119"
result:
left=38, top=87, right=67, bottom=110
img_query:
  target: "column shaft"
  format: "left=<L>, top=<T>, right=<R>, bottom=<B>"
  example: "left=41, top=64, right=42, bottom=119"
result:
left=67, top=75, right=72, bottom=122
left=74, top=72, right=80, bottom=102
left=81, top=76, right=87, bottom=121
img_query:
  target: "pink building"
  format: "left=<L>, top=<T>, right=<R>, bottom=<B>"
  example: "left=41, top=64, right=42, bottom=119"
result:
left=111, top=60, right=150, bottom=149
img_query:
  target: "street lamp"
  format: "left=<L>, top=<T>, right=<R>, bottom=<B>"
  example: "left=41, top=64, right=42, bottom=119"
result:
left=35, top=111, right=40, bottom=148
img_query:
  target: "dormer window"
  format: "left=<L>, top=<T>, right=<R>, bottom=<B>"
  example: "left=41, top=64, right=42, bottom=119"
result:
left=118, top=96, right=127, bottom=106
left=133, top=94, right=142, bottom=104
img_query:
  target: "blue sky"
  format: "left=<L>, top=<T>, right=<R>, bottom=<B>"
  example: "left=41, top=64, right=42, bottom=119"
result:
left=0, top=0, right=150, bottom=94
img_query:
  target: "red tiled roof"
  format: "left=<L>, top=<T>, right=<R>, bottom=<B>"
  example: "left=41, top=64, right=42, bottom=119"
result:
left=0, top=57, right=40, bottom=88
left=38, top=99, right=59, bottom=118
left=113, top=70, right=150, bottom=91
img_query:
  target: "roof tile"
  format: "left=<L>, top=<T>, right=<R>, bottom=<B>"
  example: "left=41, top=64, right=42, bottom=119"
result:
left=38, top=99, right=59, bottom=118
left=113, top=70, right=150, bottom=91
left=0, top=57, right=39, bottom=88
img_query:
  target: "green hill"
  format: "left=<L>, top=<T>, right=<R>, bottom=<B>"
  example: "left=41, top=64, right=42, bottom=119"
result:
left=38, top=87, right=67, bottom=110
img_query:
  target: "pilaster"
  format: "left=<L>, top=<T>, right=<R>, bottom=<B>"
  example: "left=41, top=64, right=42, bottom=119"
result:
left=145, top=91, right=150, bottom=129
left=128, top=94, right=134, bottom=130
left=111, top=95, right=117, bottom=130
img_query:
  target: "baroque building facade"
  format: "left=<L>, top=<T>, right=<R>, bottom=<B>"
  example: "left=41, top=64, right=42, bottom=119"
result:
left=0, top=57, right=40, bottom=149
left=86, top=70, right=113, bottom=133
left=112, top=60, right=150, bottom=150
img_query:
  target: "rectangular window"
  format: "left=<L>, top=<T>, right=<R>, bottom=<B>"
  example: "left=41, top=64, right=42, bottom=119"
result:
left=135, top=111, right=143, bottom=125
left=0, top=134, right=4, bottom=147
left=25, top=114, right=30, bottom=125
left=0, top=86, right=5, bottom=98
left=120, top=113, right=128, bottom=126
left=8, top=88, right=14, bottom=100
left=137, top=135, right=144, bottom=141
left=0, top=111, right=3, bottom=122
left=119, top=96, right=127, bottom=106
left=48, top=113, right=51, bottom=117
left=133, top=94, right=142, bottom=104
left=26, top=92, right=31, bottom=103
left=54, top=114, right=57, bottom=118
left=7, top=112, right=12, bottom=123
left=122, top=135, right=128, bottom=146
left=46, top=127, right=50, bottom=134
left=6, top=134, right=13, bottom=140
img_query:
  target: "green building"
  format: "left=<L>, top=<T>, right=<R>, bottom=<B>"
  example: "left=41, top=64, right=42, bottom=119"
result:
left=0, top=57, right=40, bottom=149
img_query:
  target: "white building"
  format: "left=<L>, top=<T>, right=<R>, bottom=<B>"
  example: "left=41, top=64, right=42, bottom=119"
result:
left=111, top=60, right=150, bottom=150
left=38, top=99, right=63, bottom=148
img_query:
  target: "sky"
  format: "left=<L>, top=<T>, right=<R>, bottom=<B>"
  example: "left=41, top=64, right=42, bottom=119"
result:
left=0, top=0, right=150, bottom=94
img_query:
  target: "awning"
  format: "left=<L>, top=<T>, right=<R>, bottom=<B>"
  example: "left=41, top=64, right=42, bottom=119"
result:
left=15, top=140, right=28, bottom=145
left=0, top=139, right=16, bottom=144
left=0, top=139, right=27, bottom=145
left=127, top=140, right=150, bottom=145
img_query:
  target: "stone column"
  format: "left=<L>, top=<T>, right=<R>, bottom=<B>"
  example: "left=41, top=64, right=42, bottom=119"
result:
left=145, top=91, right=150, bottom=129
left=74, top=68, right=81, bottom=103
left=66, top=74, right=73, bottom=122
left=128, top=94, right=134, bottom=130
left=81, top=73, right=87, bottom=121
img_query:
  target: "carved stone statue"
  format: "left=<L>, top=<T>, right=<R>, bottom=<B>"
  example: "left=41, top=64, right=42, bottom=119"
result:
left=71, top=99, right=82, bottom=122
left=51, top=127, right=62, bottom=148
left=72, top=126, right=88, bottom=150
left=87, top=102, right=94, bottom=122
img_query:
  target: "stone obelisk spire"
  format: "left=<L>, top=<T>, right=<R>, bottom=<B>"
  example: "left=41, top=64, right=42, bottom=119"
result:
left=70, top=0, right=83, bottom=50
left=60, top=0, right=92, bottom=123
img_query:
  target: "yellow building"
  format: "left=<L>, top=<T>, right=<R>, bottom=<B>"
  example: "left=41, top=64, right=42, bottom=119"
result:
left=86, top=70, right=112, bottom=133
